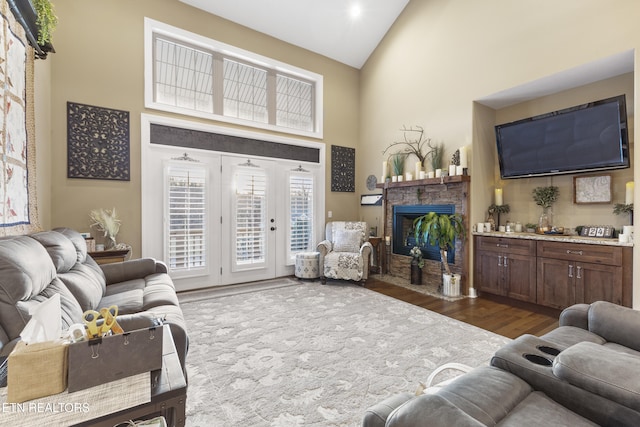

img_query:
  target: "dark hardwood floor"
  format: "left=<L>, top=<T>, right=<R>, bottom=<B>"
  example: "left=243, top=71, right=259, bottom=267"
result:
left=365, top=277, right=560, bottom=339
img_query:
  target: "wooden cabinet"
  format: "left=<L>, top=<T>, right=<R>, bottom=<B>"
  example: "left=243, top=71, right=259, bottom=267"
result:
left=474, top=235, right=632, bottom=309
left=474, top=236, right=537, bottom=302
left=537, top=241, right=628, bottom=308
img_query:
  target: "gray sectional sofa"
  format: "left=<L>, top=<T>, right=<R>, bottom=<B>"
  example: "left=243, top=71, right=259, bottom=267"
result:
left=364, top=301, right=640, bottom=426
left=0, top=227, right=188, bottom=370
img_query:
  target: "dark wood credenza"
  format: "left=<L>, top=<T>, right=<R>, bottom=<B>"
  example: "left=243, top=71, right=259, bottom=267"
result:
left=474, top=234, right=632, bottom=309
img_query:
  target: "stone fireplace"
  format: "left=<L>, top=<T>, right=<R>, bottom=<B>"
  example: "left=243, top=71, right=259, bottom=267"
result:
left=380, top=176, right=470, bottom=293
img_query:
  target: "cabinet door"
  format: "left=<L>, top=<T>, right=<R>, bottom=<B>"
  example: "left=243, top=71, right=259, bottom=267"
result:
left=537, top=257, right=574, bottom=309
left=475, top=251, right=506, bottom=296
left=578, top=262, right=623, bottom=305
left=505, top=253, right=537, bottom=302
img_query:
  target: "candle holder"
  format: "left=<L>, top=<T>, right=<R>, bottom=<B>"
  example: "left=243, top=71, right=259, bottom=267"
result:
left=490, top=204, right=510, bottom=227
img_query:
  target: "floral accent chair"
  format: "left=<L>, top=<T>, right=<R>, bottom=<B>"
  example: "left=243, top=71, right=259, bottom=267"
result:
left=317, top=221, right=373, bottom=284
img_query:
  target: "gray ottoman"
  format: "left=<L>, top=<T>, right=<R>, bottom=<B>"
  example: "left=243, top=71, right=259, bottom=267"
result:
left=295, top=251, right=320, bottom=279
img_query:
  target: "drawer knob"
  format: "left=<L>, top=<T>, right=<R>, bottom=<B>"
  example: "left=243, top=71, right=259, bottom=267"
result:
left=496, top=244, right=509, bottom=248
left=566, top=250, right=583, bottom=256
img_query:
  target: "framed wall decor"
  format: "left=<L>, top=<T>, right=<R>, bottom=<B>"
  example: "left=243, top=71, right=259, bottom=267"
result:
left=573, top=174, right=612, bottom=204
left=67, top=102, right=130, bottom=181
left=331, top=145, right=355, bottom=192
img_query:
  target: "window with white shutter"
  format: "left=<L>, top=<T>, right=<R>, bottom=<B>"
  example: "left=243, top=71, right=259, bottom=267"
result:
left=234, top=167, right=267, bottom=267
left=165, top=163, right=207, bottom=274
left=288, top=171, right=314, bottom=261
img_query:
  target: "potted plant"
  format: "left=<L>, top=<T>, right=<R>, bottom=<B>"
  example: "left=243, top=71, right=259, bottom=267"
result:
left=390, top=153, right=407, bottom=181
left=409, top=246, right=424, bottom=285
left=413, top=211, right=466, bottom=295
left=429, top=141, right=444, bottom=175
left=532, top=186, right=559, bottom=232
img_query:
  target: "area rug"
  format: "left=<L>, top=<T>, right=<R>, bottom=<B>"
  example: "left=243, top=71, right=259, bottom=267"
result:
left=182, top=281, right=510, bottom=427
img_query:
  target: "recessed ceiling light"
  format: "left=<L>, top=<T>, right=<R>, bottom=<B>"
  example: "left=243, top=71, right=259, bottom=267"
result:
left=349, top=3, right=362, bottom=19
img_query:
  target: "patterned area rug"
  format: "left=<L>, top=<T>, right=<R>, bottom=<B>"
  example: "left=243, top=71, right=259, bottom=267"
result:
left=182, top=281, right=510, bottom=426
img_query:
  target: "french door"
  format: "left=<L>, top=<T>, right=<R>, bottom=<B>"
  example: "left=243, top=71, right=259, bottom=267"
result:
left=220, top=155, right=280, bottom=284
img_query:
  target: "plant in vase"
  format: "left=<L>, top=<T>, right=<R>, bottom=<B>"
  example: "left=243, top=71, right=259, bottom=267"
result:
left=390, top=153, right=407, bottom=181
left=413, top=211, right=466, bottom=295
left=89, top=207, right=121, bottom=249
left=428, top=141, right=444, bottom=175
left=409, top=246, right=424, bottom=285
left=532, top=186, right=559, bottom=232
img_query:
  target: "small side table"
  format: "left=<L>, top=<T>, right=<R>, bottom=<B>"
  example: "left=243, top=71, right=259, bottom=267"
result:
left=368, top=237, right=385, bottom=275
left=88, top=249, right=130, bottom=265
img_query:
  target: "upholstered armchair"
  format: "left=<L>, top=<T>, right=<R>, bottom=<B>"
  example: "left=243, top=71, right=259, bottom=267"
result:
left=317, top=221, right=373, bottom=284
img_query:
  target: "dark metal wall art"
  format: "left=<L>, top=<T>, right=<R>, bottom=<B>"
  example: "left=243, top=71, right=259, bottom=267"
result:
left=67, top=102, right=130, bottom=181
left=331, top=145, right=355, bottom=192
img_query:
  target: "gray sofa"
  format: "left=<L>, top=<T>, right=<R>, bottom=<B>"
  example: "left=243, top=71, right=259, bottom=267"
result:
left=0, top=227, right=188, bottom=371
left=363, top=301, right=640, bottom=426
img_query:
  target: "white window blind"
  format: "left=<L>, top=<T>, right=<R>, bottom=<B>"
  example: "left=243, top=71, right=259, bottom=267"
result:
left=277, top=75, right=313, bottom=132
left=234, top=167, right=267, bottom=266
left=223, top=59, right=268, bottom=123
left=288, top=173, right=313, bottom=259
left=154, top=37, right=214, bottom=112
left=166, top=164, right=207, bottom=272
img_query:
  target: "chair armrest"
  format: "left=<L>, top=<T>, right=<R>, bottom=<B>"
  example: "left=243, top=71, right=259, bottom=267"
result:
left=101, top=258, right=167, bottom=285
left=360, top=241, right=373, bottom=280
left=317, top=240, right=332, bottom=255
left=559, top=304, right=590, bottom=329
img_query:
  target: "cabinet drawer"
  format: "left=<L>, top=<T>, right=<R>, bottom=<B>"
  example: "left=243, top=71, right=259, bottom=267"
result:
left=475, top=236, right=536, bottom=255
left=537, top=241, right=622, bottom=266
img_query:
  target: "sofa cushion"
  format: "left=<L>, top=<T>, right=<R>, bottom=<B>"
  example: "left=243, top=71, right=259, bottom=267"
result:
left=387, top=393, right=484, bottom=427
left=553, top=341, right=640, bottom=412
left=436, top=366, right=532, bottom=426
left=497, top=391, right=598, bottom=426
left=588, top=300, right=640, bottom=352
left=53, top=227, right=89, bottom=264
left=362, top=392, right=414, bottom=427
left=29, top=231, right=77, bottom=273
left=57, top=264, right=107, bottom=312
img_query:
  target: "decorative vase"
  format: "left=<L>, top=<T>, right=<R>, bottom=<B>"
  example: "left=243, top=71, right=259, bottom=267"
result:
left=410, top=259, right=422, bottom=285
left=538, top=207, right=551, bottom=232
left=442, top=273, right=461, bottom=297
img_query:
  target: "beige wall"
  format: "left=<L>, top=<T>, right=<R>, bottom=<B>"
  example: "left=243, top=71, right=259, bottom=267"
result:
left=359, top=0, right=640, bottom=306
left=42, top=0, right=360, bottom=255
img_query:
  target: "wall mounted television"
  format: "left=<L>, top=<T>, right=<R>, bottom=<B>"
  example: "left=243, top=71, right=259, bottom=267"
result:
left=495, top=95, right=629, bottom=179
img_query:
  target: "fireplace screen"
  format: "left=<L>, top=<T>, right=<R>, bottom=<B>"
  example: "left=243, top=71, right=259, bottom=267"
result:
left=392, top=204, right=455, bottom=264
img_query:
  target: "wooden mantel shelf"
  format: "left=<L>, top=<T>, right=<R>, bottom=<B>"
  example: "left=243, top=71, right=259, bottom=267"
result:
left=376, top=174, right=470, bottom=189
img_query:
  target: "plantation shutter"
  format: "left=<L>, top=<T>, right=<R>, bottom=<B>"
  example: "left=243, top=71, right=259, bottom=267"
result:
left=165, top=163, right=207, bottom=273
left=288, top=172, right=313, bottom=260
left=234, top=166, right=267, bottom=266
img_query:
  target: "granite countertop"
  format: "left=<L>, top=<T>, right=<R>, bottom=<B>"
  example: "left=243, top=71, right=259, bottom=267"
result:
left=473, top=231, right=634, bottom=247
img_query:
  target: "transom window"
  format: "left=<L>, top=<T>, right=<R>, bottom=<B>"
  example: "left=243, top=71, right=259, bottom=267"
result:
left=145, top=18, right=323, bottom=138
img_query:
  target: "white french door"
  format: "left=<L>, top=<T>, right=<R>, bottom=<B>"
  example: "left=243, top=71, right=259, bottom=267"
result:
left=141, top=115, right=325, bottom=291
left=220, top=155, right=280, bottom=284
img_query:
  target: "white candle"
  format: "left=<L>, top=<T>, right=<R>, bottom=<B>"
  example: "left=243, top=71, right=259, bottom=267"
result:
left=419, top=171, right=426, bottom=180
left=382, top=161, right=388, bottom=179
left=435, top=169, right=442, bottom=178
left=406, top=172, right=413, bottom=181
left=415, top=161, right=422, bottom=179
left=626, top=181, right=634, bottom=205
left=495, top=188, right=503, bottom=206
left=456, top=165, right=464, bottom=175
left=459, top=145, right=468, bottom=168
left=449, top=165, right=456, bottom=176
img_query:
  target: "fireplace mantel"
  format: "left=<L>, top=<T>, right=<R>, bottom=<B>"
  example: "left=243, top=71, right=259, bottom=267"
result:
left=379, top=174, right=470, bottom=294
left=376, top=174, right=470, bottom=189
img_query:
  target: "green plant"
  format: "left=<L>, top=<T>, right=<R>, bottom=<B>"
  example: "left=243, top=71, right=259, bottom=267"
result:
left=613, top=203, right=634, bottom=215
left=428, top=141, right=444, bottom=171
left=525, top=223, right=537, bottom=230
left=413, top=212, right=466, bottom=275
left=409, top=246, right=424, bottom=268
left=34, top=0, right=58, bottom=46
left=532, top=186, right=559, bottom=208
left=390, top=153, right=407, bottom=176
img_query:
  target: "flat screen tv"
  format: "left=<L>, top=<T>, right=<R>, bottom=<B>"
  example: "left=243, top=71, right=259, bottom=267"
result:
left=495, top=95, right=629, bottom=179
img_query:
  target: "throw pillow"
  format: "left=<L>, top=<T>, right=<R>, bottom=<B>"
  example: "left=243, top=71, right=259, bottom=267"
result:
left=333, top=229, right=361, bottom=252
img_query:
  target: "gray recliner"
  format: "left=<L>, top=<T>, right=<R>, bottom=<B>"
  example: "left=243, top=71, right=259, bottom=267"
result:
left=317, top=221, right=373, bottom=284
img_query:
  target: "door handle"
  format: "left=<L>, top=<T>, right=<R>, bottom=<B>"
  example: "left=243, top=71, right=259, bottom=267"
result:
left=497, top=255, right=503, bottom=267
left=270, top=227, right=277, bottom=231
left=576, top=266, right=582, bottom=279
left=568, top=264, right=573, bottom=278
